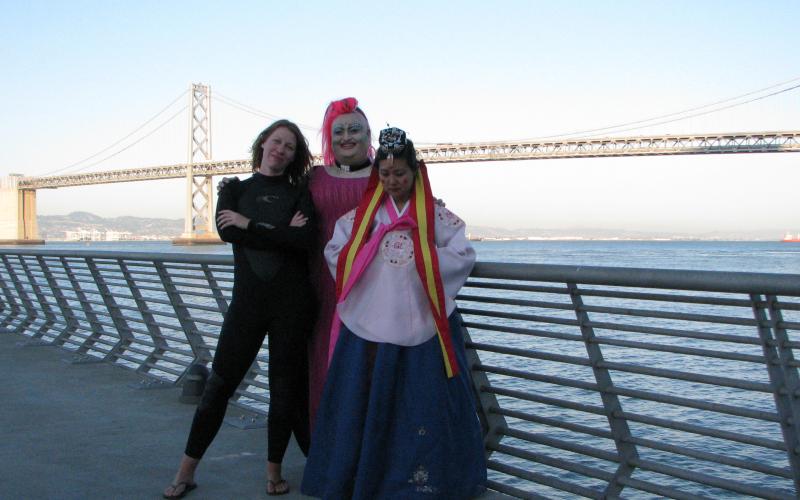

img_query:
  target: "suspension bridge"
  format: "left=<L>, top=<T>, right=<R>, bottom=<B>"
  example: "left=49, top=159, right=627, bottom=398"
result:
left=2, top=83, right=799, bottom=244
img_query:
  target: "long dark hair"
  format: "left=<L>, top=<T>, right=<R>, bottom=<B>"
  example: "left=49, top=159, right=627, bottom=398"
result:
left=250, top=119, right=312, bottom=185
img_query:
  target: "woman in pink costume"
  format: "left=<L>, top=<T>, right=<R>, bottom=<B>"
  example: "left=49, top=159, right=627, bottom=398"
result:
left=306, top=97, right=375, bottom=425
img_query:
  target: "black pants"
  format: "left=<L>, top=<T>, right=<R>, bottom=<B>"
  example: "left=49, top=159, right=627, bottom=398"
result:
left=184, top=265, right=313, bottom=463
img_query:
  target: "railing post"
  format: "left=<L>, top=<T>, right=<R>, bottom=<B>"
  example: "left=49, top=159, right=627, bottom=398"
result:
left=201, top=263, right=229, bottom=314
left=568, top=282, right=639, bottom=497
left=36, top=255, right=79, bottom=346
left=18, top=254, right=60, bottom=342
left=118, top=260, right=169, bottom=375
left=751, top=293, right=800, bottom=492
left=61, top=257, right=111, bottom=357
left=0, top=254, right=23, bottom=331
left=459, top=314, right=508, bottom=458
left=84, top=257, right=133, bottom=360
left=1, top=254, right=38, bottom=335
left=153, top=261, right=212, bottom=377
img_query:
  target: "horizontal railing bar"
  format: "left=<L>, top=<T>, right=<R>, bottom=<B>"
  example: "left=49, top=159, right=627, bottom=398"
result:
left=465, top=279, right=569, bottom=294
left=490, top=442, right=614, bottom=482
left=459, top=307, right=578, bottom=327
left=486, top=458, right=601, bottom=498
left=165, top=276, right=222, bottom=286
left=189, top=317, right=224, bottom=327
left=483, top=386, right=606, bottom=417
left=114, top=278, right=165, bottom=288
left=615, top=476, right=714, bottom=500
left=152, top=350, right=196, bottom=365
left=0, top=249, right=233, bottom=266
left=577, top=287, right=753, bottom=307
left=478, top=363, right=598, bottom=391
left=598, top=360, right=774, bottom=392
left=142, top=362, right=184, bottom=377
left=145, top=321, right=183, bottom=332
left=630, top=457, right=793, bottom=500
left=233, top=389, right=269, bottom=404
left=471, top=261, right=800, bottom=296
left=590, top=336, right=765, bottom=363
left=470, top=341, right=590, bottom=367
left=494, top=407, right=614, bottom=440
left=458, top=294, right=574, bottom=311
left=463, top=321, right=583, bottom=342
left=582, top=303, right=757, bottom=326
left=123, top=325, right=165, bottom=339
left=171, top=289, right=230, bottom=300
left=604, top=385, right=780, bottom=422
left=500, top=426, right=620, bottom=463
left=625, top=435, right=793, bottom=479
left=586, top=319, right=762, bottom=345
left=80, top=345, right=112, bottom=357
left=118, top=344, right=158, bottom=358
left=109, top=353, right=148, bottom=366
left=175, top=302, right=222, bottom=314
left=81, top=318, right=120, bottom=333
left=484, top=478, right=548, bottom=500
left=478, top=364, right=780, bottom=423
left=617, top=410, right=787, bottom=450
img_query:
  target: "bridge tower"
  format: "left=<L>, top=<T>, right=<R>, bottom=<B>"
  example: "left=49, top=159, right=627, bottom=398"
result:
left=0, top=174, right=44, bottom=244
left=173, top=83, right=222, bottom=244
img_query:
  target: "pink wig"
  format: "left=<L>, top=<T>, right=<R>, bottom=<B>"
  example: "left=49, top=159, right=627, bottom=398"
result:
left=321, top=97, right=375, bottom=166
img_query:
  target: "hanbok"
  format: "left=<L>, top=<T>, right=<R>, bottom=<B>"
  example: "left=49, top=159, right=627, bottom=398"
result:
left=301, top=180, right=487, bottom=499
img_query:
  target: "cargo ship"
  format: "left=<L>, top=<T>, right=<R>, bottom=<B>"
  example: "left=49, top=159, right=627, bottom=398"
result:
left=782, top=232, right=800, bottom=242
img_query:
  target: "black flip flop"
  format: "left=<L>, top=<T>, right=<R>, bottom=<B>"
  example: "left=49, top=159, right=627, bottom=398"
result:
left=163, top=481, right=197, bottom=499
left=267, top=479, right=290, bottom=496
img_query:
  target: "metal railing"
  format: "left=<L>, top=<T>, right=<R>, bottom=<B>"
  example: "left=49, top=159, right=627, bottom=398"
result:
left=1, top=248, right=799, bottom=499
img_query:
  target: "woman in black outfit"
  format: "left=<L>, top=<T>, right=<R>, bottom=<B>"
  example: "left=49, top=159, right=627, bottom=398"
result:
left=163, top=119, right=315, bottom=498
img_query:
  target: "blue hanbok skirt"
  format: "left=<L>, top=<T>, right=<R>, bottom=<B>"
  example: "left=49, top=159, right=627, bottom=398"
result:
left=301, top=312, right=487, bottom=499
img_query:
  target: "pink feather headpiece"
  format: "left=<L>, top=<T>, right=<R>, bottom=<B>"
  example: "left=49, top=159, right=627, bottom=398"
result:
left=321, top=97, right=375, bottom=166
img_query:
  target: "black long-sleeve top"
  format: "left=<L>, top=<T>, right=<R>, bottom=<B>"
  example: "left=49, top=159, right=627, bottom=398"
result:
left=216, top=172, right=316, bottom=285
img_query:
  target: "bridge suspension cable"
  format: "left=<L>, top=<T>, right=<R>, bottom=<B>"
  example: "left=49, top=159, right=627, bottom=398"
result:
left=37, top=89, right=189, bottom=177
left=418, top=75, right=800, bottom=145
left=213, top=91, right=319, bottom=132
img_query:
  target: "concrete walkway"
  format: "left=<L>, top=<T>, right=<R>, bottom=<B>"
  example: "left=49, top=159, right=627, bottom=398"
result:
left=1, top=330, right=508, bottom=500
left=1, top=330, right=308, bottom=500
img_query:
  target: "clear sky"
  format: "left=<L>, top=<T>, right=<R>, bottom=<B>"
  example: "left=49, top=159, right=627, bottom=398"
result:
left=1, top=0, right=798, bottom=236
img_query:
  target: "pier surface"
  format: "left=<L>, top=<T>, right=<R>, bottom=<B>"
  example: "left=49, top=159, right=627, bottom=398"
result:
left=2, top=331, right=506, bottom=499
left=1, top=330, right=309, bottom=500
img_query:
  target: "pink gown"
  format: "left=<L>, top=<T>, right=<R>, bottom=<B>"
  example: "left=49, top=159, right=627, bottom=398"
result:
left=307, top=165, right=370, bottom=425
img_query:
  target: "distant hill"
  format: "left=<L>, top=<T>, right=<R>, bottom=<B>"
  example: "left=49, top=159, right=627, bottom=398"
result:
left=39, top=212, right=184, bottom=240
left=37, top=211, right=784, bottom=241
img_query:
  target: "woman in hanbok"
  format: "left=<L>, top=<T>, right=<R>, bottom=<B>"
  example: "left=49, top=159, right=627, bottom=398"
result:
left=302, top=127, right=487, bottom=499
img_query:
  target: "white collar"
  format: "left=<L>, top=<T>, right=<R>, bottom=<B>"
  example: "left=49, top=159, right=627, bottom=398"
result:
left=389, top=196, right=410, bottom=216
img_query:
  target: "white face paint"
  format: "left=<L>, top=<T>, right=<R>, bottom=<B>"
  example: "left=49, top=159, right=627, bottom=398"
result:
left=331, top=113, right=370, bottom=166
left=259, top=127, right=297, bottom=176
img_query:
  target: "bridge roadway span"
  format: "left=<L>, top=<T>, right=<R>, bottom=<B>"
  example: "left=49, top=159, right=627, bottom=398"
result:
left=0, top=330, right=507, bottom=499
left=18, top=130, right=800, bottom=189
